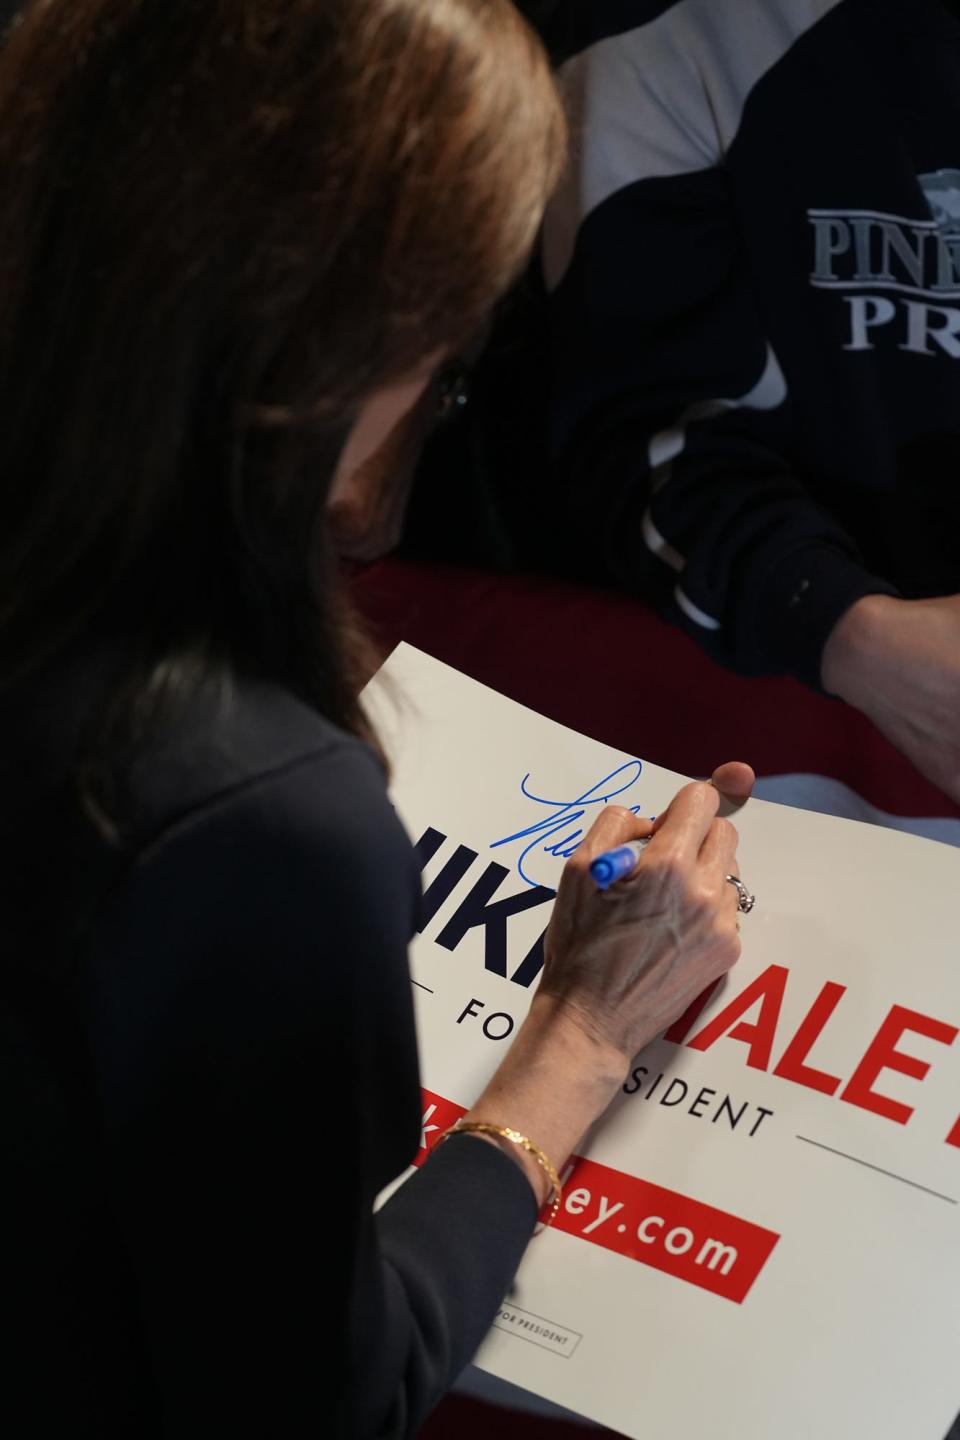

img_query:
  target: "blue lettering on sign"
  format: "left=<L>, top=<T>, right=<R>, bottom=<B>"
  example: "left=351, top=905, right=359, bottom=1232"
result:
left=490, top=761, right=646, bottom=888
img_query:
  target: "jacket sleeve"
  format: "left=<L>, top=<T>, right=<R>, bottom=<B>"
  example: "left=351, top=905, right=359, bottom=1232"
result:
left=542, top=27, right=896, bottom=686
left=82, top=746, right=536, bottom=1440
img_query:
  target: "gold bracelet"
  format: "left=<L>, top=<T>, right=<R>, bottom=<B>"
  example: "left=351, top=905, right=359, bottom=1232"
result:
left=440, top=1121, right=563, bottom=1230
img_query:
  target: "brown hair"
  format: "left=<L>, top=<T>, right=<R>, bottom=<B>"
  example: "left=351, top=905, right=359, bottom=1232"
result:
left=0, top=0, right=564, bottom=797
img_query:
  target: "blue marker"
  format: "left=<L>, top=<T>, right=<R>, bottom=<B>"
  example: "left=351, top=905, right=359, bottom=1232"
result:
left=590, top=838, right=650, bottom=890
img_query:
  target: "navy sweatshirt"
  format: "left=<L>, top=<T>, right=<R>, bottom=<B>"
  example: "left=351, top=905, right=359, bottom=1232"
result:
left=470, top=0, right=960, bottom=687
left=2, top=657, right=536, bottom=1438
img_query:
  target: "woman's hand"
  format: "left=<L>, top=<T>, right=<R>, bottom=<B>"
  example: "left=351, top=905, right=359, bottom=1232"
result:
left=458, top=763, right=753, bottom=1206
left=536, top=771, right=747, bottom=1065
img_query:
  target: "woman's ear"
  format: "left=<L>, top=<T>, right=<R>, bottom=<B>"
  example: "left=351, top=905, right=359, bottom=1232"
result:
left=327, top=374, right=438, bottom=562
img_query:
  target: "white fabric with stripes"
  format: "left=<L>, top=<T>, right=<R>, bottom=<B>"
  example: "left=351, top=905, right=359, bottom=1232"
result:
left=642, top=345, right=789, bottom=629
left=543, top=0, right=845, bottom=291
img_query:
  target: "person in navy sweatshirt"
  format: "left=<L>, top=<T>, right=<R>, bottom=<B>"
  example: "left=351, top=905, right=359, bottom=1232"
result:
left=504, top=0, right=960, bottom=805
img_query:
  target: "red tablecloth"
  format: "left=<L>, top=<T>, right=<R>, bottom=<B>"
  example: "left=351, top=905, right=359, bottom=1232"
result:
left=351, top=558, right=959, bottom=821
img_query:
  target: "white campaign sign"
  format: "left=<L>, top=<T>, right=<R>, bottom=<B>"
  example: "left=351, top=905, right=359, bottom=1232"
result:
left=363, top=644, right=960, bottom=1440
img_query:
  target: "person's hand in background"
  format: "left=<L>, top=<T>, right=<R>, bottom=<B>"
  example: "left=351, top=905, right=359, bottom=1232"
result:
left=821, top=593, right=960, bottom=805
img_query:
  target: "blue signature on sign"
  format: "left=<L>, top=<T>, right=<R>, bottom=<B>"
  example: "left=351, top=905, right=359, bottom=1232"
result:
left=490, top=761, right=646, bottom=889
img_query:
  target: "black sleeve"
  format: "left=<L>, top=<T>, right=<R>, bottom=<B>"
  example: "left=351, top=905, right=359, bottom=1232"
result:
left=82, top=745, right=536, bottom=1439
left=543, top=51, right=897, bottom=686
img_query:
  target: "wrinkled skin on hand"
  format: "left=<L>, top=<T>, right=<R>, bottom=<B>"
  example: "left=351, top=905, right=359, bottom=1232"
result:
left=540, top=763, right=752, bottom=1062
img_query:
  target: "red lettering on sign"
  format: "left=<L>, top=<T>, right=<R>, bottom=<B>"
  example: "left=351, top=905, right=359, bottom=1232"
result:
left=663, top=979, right=723, bottom=1044
left=685, top=965, right=788, bottom=1071
left=772, top=982, right=846, bottom=1096
left=414, top=1088, right=467, bottom=1163
left=554, top=1155, right=779, bottom=1303
left=840, top=1006, right=959, bottom=1124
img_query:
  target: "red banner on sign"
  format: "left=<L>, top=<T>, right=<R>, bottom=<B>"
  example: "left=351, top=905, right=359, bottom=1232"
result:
left=416, top=1087, right=779, bottom=1304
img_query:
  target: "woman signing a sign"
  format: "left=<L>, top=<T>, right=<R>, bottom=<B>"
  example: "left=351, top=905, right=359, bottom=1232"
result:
left=0, top=1, right=751, bottom=1435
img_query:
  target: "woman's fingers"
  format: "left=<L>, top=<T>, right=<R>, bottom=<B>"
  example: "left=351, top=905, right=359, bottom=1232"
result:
left=711, top=760, right=755, bottom=814
left=647, top=780, right=719, bottom=861
left=573, top=762, right=749, bottom=893
left=697, top=815, right=738, bottom=873
left=697, top=818, right=741, bottom=928
left=573, top=805, right=654, bottom=867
